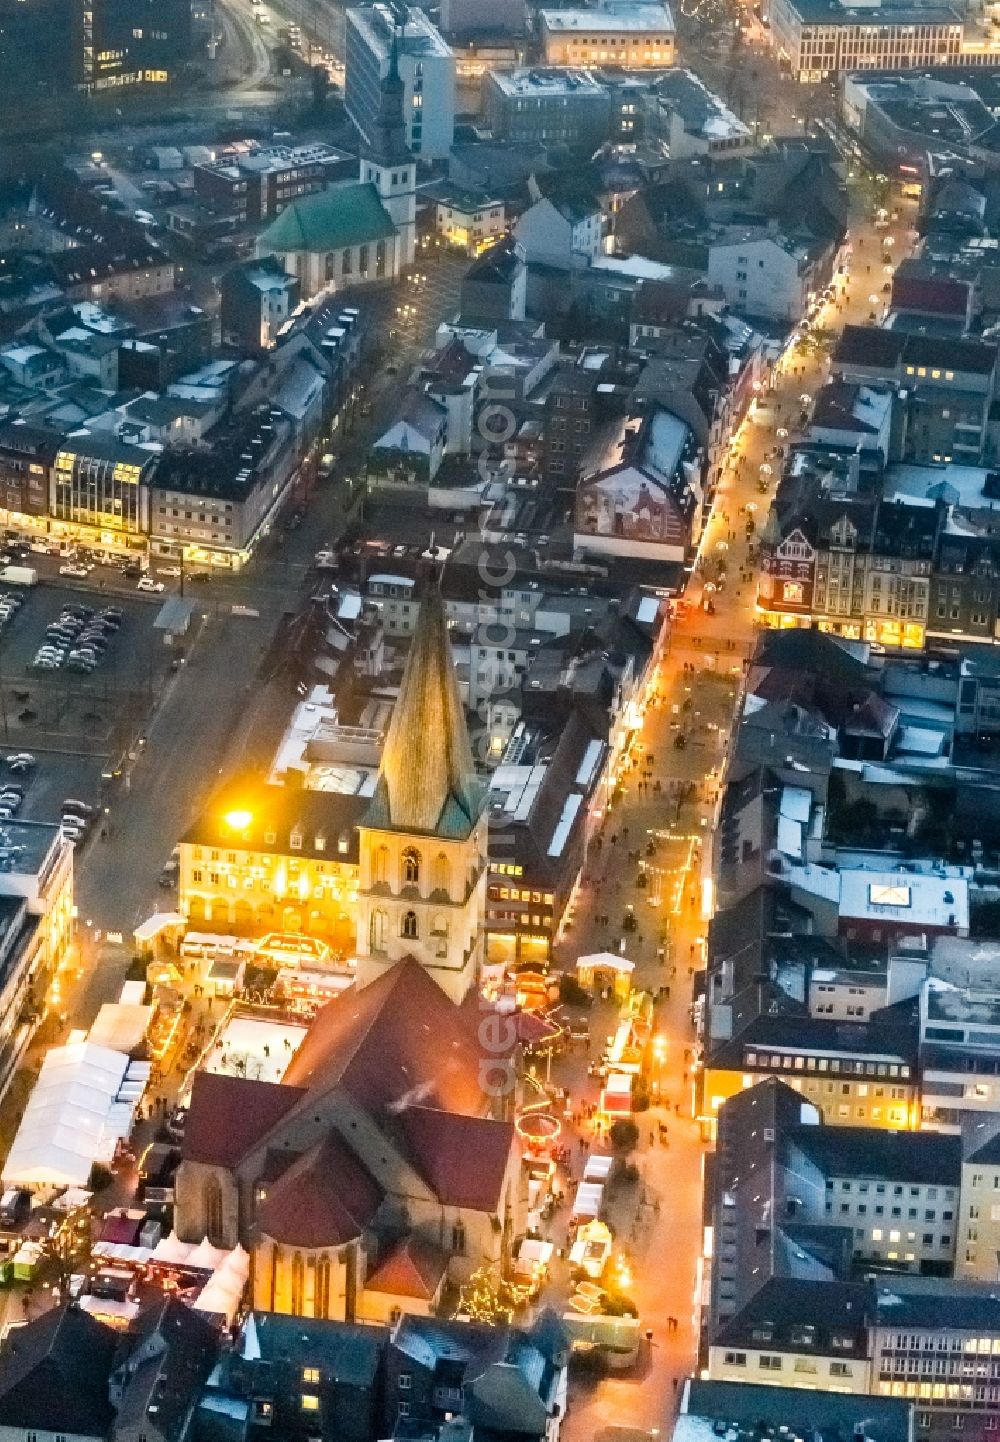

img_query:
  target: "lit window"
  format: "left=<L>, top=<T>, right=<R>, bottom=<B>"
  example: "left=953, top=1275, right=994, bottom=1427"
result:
left=301, top=1395, right=320, bottom=1412
left=302, top=1368, right=320, bottom=1384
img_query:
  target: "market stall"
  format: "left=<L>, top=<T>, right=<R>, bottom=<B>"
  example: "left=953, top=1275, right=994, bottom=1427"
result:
left=576, top=952, right=634, bottom=1002
left=571, top=1181, right=604, bottom=1220
left=2, top=1042, right=141, bottom=1192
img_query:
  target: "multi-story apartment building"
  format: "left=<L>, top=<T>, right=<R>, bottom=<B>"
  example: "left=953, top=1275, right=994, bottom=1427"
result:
left=0, top=0, right=192, bottom=91
left=707, top=228, right=838, bottom=323
left=193, top=144, right=354, bottom=224
left=538, top=0, right=675, bottom=67
left=485, top=68, right=644, bottom=148
left=870, top=1276, right=1000, bottom=1420
left=345, top=2, right=455, bottom=159
left=49, top=433, right=156, bottom=552
left=149, top=407, right=297, bottom=570
left=832, top=328, right=999, bottom=467
left=768, top=0, right=964, bottom=82
left=0, top=422, right=59, bottom=531
left=711, top=1082, right=961, bottom=1312
left=702, top=1012, right=919, bottom=1133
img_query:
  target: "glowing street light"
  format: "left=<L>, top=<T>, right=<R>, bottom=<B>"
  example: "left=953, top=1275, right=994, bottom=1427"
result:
left=224, top=808, right=253, bottom=831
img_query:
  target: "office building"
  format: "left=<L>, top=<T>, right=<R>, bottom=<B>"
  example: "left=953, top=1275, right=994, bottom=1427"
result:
left=485, top=68, right=617, bottom=148
left=538, top=0, right=675, bottom=68
left=769, top=0, right=963, bottom=82
left=345, top=2, right=455, bottom=160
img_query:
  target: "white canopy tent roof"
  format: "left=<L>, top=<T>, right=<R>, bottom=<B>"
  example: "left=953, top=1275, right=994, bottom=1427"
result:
left=2, top=1042, right=134, bottom=1189
left=88, top=1004, right=154, bottom=1054
left=576, top=951, right=635, bottom=973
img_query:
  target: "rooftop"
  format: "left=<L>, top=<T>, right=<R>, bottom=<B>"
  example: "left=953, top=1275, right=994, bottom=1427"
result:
left=540, top=0, right=674, bottom=30
left=678, top=1379, right=913, bottom=1442
left=258, top=182, right=396, bottom=256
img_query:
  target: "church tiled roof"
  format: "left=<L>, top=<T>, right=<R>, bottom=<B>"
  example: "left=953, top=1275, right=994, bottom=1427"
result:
left=258, top=182, right=396, bottom=255
left=256, top=1132, right=383, bottom=1247
left=279, top=955, right=493, bottom=1118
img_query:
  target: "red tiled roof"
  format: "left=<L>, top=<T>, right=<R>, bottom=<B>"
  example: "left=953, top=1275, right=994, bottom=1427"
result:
left=281, top=956, right=494, bottom=1120
left=892, top=275, right=969, bottom=318
left=256, top=1131, right=383, bottom=1248
left=632, top=280, right=691, bottom=326
left=365, top=1235, right=448, bottom=1299
left=183, top=1072, right=305, bottom=1167
left=398, top=1106, right=515, bottom=1212
left=100, top=1211, right=142, bottom=1245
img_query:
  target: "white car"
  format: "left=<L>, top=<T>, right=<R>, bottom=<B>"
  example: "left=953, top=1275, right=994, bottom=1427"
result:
left=137, top=577, right=165, bottom=593
left=59, top=564, right=91, bottom=579
left=156, top=566, right=182, bottom=578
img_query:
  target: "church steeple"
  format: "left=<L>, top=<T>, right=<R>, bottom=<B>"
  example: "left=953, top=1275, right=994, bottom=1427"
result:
left=367, top=586, right=483, bottom=838
left=358, top=22, right=416, bottom=267
left=355, top=585, right=488, bottom=1005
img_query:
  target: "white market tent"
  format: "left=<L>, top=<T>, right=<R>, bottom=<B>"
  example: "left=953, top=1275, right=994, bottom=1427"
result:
left=151, top=1232, right=195, bottom=1266
left=583, top=1154, right=614, bottom=1183
left=187, top=1237, right=230, bottom=1271
left=88, top=1004, right=154, bottom=1054
left=571, top=1181, right=604, bottom=1219
left=576, top=952, right=635, bottom=974
left=194, top=1243, right=250, bottom=1323
left=2, top=1042, right=135, bottom=1190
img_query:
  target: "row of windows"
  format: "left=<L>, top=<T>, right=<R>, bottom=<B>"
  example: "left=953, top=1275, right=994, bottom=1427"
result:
left=746, top=1050, right=911, bottom=1078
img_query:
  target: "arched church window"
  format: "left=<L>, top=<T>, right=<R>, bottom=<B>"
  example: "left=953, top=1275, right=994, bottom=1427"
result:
left=402, top=847, right=421, bottom=886
left=205, top=1177, right=223, bottom=1245
left=401, top=910, right=418, bottom=940
left=342, top=249, right=352, bottom=275
left=376, top=240, right=386, bottom=278
left=291, top=1252, right=304, bottom=1315
left=316, top=1254, right=331, bottom=1318
left=370, top=908, right=387, bottom=952
left=324, top=251, right=335, bottom=282
left=433, top=853, right=450, bottom=894
left=372, top=845, right=388, bottom=885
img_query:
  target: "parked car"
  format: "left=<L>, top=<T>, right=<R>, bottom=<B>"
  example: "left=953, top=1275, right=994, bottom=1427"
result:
left=137, top=577, right=165, bottom=593
left=59, top=564, right=91, bottom=579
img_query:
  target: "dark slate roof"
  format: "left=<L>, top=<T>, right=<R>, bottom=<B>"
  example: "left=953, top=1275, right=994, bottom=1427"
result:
left=833, top=325, right=906, bottom=369
left=181, top=775, right=366, bottom=864
left=873, top=1276, right=1000, bottom=1331
left=113, top=1297, right=220, bottom=1442
left=905, top=333, right=996, bottom=374
left=239, top=1311, right=388, bottom=1385
left=682, top=1379, right=913, bottom=1442
left=790, top=1122, right=961, bottom=1186
left=714, top=1277, right=872, bottom=1356
left=0, top=1305, right=117, bottom=1437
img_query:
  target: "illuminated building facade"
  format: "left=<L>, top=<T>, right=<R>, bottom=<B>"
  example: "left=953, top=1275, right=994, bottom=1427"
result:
left=768, top=0, right=963, bottom=81
left=538, top=1, right=675, bottom=67
left=178, top=787, right=364, bottom=955
left=0, top=0, right=191, bottom=91
left=50, top=436, right=154, bottom=550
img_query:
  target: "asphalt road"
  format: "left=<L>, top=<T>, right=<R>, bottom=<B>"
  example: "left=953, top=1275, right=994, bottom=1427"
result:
left=60, top=252, right=468, bottom=1023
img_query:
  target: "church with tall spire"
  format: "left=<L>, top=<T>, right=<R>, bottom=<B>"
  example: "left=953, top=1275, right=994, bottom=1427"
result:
left=355, top=585, right=487, bottom=1004
left=358, top=28, right=417, bottom=269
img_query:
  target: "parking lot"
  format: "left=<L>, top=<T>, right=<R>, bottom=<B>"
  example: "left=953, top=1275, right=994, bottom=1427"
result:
left=0, top=582, right=172, bottom=753
left=0, top=583, right=167, bottom=686
left=0, top=750, right=106, bottom=828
